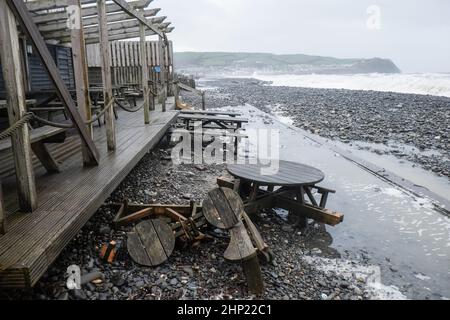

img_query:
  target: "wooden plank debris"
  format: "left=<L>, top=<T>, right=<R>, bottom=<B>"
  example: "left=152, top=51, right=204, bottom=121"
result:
left=127, top=219, right=175, bottom=266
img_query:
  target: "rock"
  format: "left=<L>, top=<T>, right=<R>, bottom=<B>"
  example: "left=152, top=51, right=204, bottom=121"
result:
left=135, top=280, right=145, bottom=287
left=182, top=266, right=194, bottom=277
left=99, top=225, right=111, bottom=235
left=71, top=289, right=87, bottom=300
left=170, top=278, right=178, bottom=286
left=144, top=190, right=157, bottom=197
left=57, top=291, right=69, bottom=300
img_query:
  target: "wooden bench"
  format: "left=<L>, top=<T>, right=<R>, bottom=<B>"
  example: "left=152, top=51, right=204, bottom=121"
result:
left=0, top=126, right=66, bottom=174
left=203, top=188, right=265, bottom=295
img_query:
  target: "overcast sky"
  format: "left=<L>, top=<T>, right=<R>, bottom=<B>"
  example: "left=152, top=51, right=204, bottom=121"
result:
left=152, top=0, right=450, bottom=73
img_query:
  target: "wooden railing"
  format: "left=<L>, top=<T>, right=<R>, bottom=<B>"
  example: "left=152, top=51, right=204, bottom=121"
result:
left=174, top=81, right=206, bottom=110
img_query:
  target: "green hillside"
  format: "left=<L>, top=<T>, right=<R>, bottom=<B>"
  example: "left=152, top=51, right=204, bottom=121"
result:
left=174, top=52, right=400, bottom=74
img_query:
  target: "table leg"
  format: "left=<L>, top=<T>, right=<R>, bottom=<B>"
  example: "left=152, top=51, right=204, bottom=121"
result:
left=249, top=183, right=260, bottom=201
left=233, top=179, right=241, bottom=193
left=304, top=186, right=319, bottom=207
left=287, top=186, right=307, bottom=228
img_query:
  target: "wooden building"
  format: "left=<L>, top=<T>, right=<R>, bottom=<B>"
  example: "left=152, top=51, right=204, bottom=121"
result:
left=0, top=0, right=178, bottom=288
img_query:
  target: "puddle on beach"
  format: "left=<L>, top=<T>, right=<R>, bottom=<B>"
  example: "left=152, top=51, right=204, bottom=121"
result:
left=209, top=103, right=450, bottom=300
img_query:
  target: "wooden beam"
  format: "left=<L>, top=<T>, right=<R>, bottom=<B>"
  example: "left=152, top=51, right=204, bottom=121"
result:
left=6, top=0, right=100, bottom=165
left=111, top=0, right=164, bottom=37
left=85, top=16, right=166, bottom=33
left=26, top=0, right=96, bottom=12
left=98, top=0, right=116, bottom=150
left=139, top=16, right=150, bottom=123
left=273, top=196, right=344, bottom=226
left=158, top=35, right=166, bottom=111
left=83, top=8, right=160, bottom=26
left=0, top=1, right=38, bottom=212
left=32, top=2, right=158, bottom=25
left=82, top=25, right=173, bottom=44
left=27, top=0, right=152, bottom=12
left=69, top=0, right=96, bottom=166
left=50, top=22, right=171, bottom=42
left=30, top=141, right=61, bottom=173
left=37, top=9, right=161, bottom=32
left=42, top=16, right=166, bottom=39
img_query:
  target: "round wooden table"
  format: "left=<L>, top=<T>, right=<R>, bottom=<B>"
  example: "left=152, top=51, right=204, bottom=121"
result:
left=227, top=160, right=324, bottom=187
left=227, top=160, right=326, bottom=228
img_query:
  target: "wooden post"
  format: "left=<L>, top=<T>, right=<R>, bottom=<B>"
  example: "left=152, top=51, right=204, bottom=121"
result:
left=98, top=0, right=116, bottom=150
left=0, top=179, right=5, bottom=234
left=0, top=2, right=37, bottom=212
left=158, top=36, right=166, bottom=112
left=69, top=0, right=96, bottom=166
left=173, top=81, right=180, bottom=108
left=201, top=91, right=206, bottom=110
left=139, top=20, right=150, bottom=124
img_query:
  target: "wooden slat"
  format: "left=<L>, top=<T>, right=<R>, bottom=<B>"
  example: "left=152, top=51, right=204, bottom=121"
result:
left=26, top=0, right=152, bottom=12
left=0, top=127, right=65, bottom=152
left=26, top=0, right=96, bottom=12
left=7, top=0, right=100, bottom=165
left=41, top=15, right=165, bottom=38
left=83, top=26, right=173, bottom=44
left=32, top=2, right=157, bottom=25
left=181, top=109, right=241, bottom=117
left=0, top=1, right=37, bottom=212
left=111, top=0, right=163, bottom=37
left=178, top=114, right=248, bottom=123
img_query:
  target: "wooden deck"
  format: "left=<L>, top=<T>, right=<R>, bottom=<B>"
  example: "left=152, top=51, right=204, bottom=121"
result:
left=0, top=105, right=178, bottom=288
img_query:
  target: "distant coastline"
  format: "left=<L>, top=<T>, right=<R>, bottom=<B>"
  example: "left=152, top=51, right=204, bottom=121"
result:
left=174, top=51, right=401, bottom=76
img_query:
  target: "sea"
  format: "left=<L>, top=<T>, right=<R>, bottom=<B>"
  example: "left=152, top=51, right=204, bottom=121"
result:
left=246, top=72, right=450, bottom=98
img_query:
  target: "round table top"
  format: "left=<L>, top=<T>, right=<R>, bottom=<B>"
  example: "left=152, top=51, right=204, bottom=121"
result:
left=227, top=160, right=325, bottom=187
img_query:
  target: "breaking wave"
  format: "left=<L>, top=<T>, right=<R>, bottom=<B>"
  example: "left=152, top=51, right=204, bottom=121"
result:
left=251, top=73, right=450, bottom=98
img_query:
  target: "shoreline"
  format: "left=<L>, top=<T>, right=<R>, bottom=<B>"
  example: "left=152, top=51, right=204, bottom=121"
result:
left=186, top=77, right=450, bottom=181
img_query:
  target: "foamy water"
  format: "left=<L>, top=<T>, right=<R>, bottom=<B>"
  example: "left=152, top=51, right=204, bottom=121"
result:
left=250, top=73, right=450, bottom=98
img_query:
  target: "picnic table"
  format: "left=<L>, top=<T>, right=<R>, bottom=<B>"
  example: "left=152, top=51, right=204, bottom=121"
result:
left=180, top=109, right=241, bottom=117
left=224, top=160, right=343, bottom=227
left=178, top=113, right=248, bottom=131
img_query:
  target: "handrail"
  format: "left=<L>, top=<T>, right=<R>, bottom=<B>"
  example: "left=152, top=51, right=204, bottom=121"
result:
left=176, top=81, right=206, bottom=110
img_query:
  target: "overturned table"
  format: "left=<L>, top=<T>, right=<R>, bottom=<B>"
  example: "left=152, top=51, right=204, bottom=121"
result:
left=224, top=160, right=344, bottom=227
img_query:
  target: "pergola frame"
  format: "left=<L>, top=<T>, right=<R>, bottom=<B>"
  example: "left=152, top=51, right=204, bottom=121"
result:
left=0, top=0, right=174, bottom=215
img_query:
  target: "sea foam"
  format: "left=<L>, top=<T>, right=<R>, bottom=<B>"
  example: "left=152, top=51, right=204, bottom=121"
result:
left=251, top=73, right=450, bottom=98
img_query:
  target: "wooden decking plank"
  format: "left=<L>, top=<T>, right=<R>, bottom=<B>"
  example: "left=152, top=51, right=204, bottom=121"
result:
left=0, top=110, right=178, bottom=286
left=0, top=113, right=174, bottom=264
